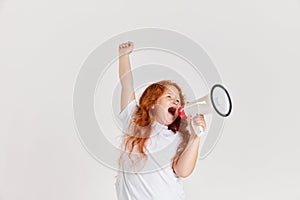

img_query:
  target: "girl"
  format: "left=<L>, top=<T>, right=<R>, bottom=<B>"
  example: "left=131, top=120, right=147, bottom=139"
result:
left=115, top=41, right=206, bottom=200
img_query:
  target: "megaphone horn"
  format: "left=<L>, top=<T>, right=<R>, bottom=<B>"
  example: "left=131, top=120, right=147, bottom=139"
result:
left=178, top=84, right=232, bottom=119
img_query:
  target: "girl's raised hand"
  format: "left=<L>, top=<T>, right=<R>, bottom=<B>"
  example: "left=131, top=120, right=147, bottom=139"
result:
left=119, top=41, right=134, bottom=56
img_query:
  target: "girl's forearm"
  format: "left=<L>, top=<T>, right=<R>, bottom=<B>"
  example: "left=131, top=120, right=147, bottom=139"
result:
left=119, top=55, right=134, bottom=86
left=119, top=54, right=135, bottom=111
left=173, top=134, right=200, bottom=178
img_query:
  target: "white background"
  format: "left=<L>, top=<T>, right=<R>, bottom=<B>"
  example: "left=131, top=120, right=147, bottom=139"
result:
left=1, top=0, right=300, bottom=199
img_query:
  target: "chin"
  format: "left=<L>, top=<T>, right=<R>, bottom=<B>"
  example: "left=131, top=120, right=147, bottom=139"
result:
left=166, top=118, right=176, bottom=125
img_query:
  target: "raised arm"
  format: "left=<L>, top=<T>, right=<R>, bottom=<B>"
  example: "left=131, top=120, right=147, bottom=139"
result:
left=119, top=41, right=136, bottom=112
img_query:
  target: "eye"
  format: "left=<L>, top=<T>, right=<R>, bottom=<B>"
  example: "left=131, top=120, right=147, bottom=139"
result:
left=166, top=95, right=171, bottom=98
left=176, top=99, right=180, bottom=103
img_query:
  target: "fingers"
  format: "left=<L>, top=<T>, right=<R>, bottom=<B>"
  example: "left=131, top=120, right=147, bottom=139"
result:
left=119, top=43, right=127, bottom=49
left=119, top=41, right=134, bottom=49
left=192, top=114, right=206, bottom=130
left=119, top=41, right=134, bottom=56
left=193, top=114, right=204, bottom=122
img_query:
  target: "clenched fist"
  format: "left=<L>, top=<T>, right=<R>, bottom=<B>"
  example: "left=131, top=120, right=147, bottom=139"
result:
left=119, top=41, right=134, bottom=56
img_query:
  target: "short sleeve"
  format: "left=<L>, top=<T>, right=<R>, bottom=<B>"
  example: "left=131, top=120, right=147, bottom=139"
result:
left=118, top=100, right=138, bottom=132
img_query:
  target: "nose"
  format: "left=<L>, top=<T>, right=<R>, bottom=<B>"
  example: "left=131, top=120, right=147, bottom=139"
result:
left=173, top=99, right=179, bottom=105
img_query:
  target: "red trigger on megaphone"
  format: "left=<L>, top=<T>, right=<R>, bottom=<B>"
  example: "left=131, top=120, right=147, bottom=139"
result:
left=178, top=106, right=187, bottom=120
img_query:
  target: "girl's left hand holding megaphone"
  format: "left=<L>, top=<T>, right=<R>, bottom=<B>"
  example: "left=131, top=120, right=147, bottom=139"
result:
left=186, top=114, right=206, bottom=138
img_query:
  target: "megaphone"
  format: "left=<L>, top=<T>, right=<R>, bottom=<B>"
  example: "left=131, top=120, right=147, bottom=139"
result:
left=178, top=84, right=232, bottom=135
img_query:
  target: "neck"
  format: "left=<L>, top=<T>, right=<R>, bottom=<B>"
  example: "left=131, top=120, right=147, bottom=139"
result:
left=153, top=120, right=168, bottom=127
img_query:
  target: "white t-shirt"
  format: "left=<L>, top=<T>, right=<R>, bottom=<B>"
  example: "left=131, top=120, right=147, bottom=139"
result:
left=115, top=100, right=185, bottom=200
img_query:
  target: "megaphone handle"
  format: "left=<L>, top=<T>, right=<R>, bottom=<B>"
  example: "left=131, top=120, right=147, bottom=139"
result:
left=191, top=121, right=205, bottom=137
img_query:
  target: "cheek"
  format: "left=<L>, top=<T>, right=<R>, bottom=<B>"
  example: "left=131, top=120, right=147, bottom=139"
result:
left=157, top=98, right=167, bottom=106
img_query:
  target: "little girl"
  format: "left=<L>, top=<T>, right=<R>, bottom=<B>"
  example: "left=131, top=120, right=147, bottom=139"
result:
left=115, top=41, right=206, bottom=200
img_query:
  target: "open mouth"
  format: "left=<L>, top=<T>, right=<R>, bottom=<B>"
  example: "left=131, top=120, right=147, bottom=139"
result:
left=168, top=107, right=176, bottom=116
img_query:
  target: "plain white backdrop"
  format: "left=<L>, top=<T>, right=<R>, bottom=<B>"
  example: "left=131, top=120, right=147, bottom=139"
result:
left=1, top=0, right=300, bottom=199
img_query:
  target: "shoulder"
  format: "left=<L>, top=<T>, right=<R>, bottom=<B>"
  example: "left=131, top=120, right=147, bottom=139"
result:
left=118, top=100, right=138, bottom=129
left=119, top=100, right=138, bottom=119
left=120, top=100, right=138, bottom=114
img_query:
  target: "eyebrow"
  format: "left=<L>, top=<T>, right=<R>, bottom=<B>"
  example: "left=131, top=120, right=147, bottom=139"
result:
left=166, top=92, right=176, bottom=96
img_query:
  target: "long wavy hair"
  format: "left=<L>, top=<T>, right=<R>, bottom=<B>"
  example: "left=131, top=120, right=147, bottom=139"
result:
left=122, top=80, right=191, bottom=168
